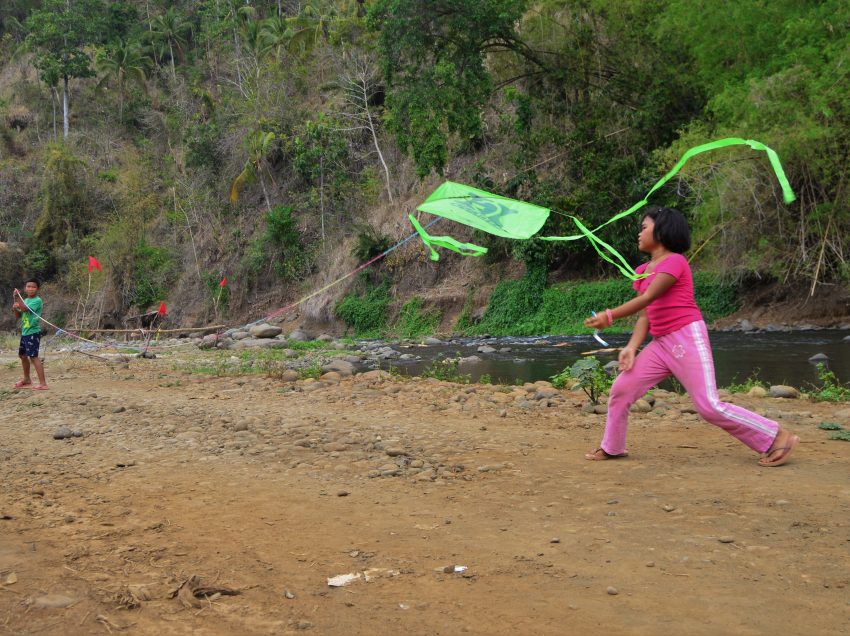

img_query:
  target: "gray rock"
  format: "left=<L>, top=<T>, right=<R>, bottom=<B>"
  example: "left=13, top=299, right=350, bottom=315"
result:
left=280, top=370, right=300, bottom=382
left=739, top=319, right=755, bottom=332
left=593, top=404, right=609, bottom=415
left=53, top=427, right=73, bottom=440
left=459, top=355, right=481, bottom=365
left=322, top=359, right=356, bottom=376
left=289, top=329, right=311, bottom=342
left=808, top=352, right=829, bottom=363
left=603, top=361, right=620, bottom=375
left=316, top=333, right=333, bottom=342
left=424, top=337, right=443, bottom=345
left=231, top=331, right=251, bottom=340
left=477, top=345, right=497, bottom=354
left=630, top=399, right=652, bottom=413
left=250, top=324, right=283, bottom=338
left=769, top=385, right=800, bottom=399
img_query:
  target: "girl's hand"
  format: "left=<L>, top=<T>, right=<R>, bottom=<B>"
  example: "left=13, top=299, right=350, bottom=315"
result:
left=584, top=314, right=608, bottom=330
left=618, top=346, right=636, bottom=372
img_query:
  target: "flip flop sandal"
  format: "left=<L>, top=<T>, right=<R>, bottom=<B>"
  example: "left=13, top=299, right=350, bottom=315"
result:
left=13, top=380, right=31, bottom=388
left=29, top=385, right=49, bottom=391
left=585, top=448, right=629, bottom=461
left=758, top=435, right=800, bottom=467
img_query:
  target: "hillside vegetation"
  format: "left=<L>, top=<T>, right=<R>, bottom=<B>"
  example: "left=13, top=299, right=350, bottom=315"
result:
left=0, top=1, right=848, bottom=335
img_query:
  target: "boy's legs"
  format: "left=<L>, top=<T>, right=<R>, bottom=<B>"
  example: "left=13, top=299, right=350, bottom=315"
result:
left=16, top=336, right=33, bottom=387
left=17, top=334, right=46, bottom=389
left=597, top=340, right=672, bottom=456
left=666, top=321, right=778, bottom=452
left=31, top=356, right=47, bottom=387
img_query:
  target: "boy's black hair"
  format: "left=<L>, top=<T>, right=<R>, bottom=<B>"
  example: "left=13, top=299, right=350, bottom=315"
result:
left=25, top=278, right=40, bottom=289
left=643, top=207, right=691, bottom=253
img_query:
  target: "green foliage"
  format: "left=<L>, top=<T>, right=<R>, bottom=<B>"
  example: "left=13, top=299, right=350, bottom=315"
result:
left=829, top=430, right=850, bottom=442
left=130, top=241, right=174, bottom=310
left=369, top=0, right=527, bottom=177
left=475, top=262, right=547, bottom=335
left=726, top=369, right=767, bottom=394
left=818, top=422, right=844, bottom=431
left=32, top=145, right=89, bottom=275
left=351, top=224, right=391, bottom=261
left=392, top=297, right=441, bottom=338
left=693, top=273, right=740, bottom=321
left=264, top=204, right=309, bottom=281
left=809, top=364, right=850, bottom=402
left=26, top=0, right=104, bottom=86
left=553, top=356, right=612, bottom=405
left=335, top=280, right=392, bottom=337
left=421, top=354, right=470, bottom=384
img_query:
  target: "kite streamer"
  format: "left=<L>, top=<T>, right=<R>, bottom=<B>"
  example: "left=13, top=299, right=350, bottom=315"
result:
left=410, top=137, right=796, bottom=279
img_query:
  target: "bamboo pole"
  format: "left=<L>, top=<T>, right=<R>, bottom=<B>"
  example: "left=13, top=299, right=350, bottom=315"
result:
left=61, top=324, right=226, bottom=335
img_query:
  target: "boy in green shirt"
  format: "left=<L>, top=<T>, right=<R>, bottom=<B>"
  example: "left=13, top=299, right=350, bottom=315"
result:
left=12, top=278, right=48, bottom=390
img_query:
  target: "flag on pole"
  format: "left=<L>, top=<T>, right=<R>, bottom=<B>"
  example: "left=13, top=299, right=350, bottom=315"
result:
left=88, top=256, right=102, bottom=273
left=219, top=276, right=227, bottom=287
left=157, top=302, right=167, bottom=316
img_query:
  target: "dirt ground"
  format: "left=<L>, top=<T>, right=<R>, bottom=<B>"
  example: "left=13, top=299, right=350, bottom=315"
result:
left=1, top=350, right=849, bottom=635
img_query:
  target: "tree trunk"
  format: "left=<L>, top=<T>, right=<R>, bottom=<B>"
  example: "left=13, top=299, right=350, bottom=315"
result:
left=259, top=172, right=272, bottom=212
left=364, top=98, right=393, bottom=203
left=169, top=41, right=176, bottom=81
left=319, top=154, right=325, bottom=243
left=50, top=86, right=58, bottom=139
left=62, top=76, right=69, bottom=140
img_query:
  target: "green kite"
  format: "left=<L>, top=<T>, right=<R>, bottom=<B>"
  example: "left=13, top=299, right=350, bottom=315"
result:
left=410, top=137, right=796, bottom=279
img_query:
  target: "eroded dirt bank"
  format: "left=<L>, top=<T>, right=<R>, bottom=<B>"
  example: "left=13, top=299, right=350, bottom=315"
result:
left=1, top=353, right=849, bottom=635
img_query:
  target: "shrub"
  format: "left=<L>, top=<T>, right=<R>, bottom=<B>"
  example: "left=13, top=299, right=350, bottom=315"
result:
left=335, top=280, right=392, bottom=337
left=552, top=356, right=612, bottom=404
left=131, top=241, right=175, bottom=309
left=393, top=297, right=441, bottom=338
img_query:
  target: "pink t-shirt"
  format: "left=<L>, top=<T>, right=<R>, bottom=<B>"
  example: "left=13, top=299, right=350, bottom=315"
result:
left=633, top=253, right=703, bottom=337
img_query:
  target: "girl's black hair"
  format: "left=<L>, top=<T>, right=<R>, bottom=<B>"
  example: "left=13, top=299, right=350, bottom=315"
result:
left=643, top=207, right=691, bottom=253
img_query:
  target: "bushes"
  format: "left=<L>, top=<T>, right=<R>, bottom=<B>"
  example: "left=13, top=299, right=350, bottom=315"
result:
left=393, top=297, right=441, bottom=338
left=335, top=281, right=391, bottom=337
left=130, top=241, right=175, bottom=309
left=468, top=271, right=739, bottom=336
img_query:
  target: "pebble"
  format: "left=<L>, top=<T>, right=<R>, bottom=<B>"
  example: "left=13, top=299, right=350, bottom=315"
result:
left=284, top=590, right=295, bottom=599
left=718, top=536, right=735, bottom=544
left=337, top=490, right=349, bottom=497
left=550, top=537, right=560, bottom=544
left=606, top=586, right=619, bottom=596
left=662, top=505, right=675, bottom=512
left=53, top=427, right=72, bottom=440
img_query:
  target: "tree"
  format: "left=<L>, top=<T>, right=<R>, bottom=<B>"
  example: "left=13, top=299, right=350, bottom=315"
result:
left=26, top=0, right=106, bottom=140
left=97, top=39, right=150, bottom=121
left=368, top=0, right=529, bottom=177
left=149, top=7, right=192, bottom=81
left=336, top=53, right=393, bottom=202
left=230, top=130, right=277, bottom=212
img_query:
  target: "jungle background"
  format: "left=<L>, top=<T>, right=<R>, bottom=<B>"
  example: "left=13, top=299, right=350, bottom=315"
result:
left=0, top=0, right=848, bottom=336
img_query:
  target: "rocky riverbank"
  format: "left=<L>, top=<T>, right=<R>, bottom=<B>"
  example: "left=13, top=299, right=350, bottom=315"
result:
left=1, top=348, right=849, bottom=634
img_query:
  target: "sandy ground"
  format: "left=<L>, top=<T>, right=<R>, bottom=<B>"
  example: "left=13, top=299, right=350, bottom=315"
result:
left=1, top=350, right=849, bottom=635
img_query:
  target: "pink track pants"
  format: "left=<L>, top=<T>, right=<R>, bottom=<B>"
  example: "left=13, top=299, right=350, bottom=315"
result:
left=600, top=320, right=779, bottom=455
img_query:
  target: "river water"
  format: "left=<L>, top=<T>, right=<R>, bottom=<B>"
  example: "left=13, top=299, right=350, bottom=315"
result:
left=379, top=329, right=850, bottom=389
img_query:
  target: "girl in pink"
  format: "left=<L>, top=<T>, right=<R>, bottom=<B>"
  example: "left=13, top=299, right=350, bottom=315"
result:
left=584, top=207, right=799, bottom=467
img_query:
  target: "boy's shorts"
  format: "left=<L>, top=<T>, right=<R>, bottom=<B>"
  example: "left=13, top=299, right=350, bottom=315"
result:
left=19, top=334, right=41, bottom=358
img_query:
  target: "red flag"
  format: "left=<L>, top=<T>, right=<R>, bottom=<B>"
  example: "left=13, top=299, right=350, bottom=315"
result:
left=219, top=276, right=227, bottom=288
left=88, top=256, right=102, bottom=273
left=157, top=302, right=167, bottom=316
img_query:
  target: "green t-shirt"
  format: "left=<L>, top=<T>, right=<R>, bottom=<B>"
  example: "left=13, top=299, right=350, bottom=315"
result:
left=21, top=296, right=42, bottom=336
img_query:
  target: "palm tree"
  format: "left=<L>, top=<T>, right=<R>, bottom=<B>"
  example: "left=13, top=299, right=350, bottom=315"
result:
left=150, top=8, right=192, bottom=81
left=260, top=15, right=289, bottom=62
left=230, top=130, right=277, bottom=212
left=97, top=40, right=149, bottom=121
